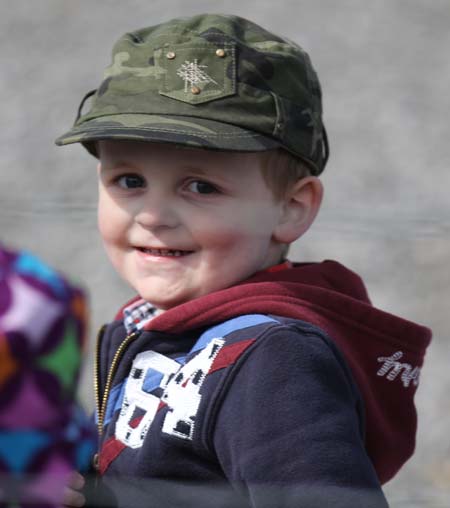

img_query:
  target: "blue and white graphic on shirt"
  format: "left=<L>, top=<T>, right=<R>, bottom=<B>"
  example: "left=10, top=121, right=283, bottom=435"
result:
left=115, top=338, right=225, bottom=448
left=113, top=316, right=277, bottom=448
left=115, top=351, right=180, bottom=448
left=162, top=337, right=225, bottom=440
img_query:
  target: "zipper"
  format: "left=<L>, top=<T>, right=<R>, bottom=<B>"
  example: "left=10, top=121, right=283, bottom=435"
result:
left=94, top=326, right=138, bottom=437
left=94, top=325, right=106, bottom=437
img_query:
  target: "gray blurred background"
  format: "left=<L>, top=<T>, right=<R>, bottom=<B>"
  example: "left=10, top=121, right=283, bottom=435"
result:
left=1, top=0, right=448, bottom=505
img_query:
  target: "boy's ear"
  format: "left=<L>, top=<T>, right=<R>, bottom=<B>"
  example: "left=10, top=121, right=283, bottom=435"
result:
left=273, top=176, right=323, bottom=244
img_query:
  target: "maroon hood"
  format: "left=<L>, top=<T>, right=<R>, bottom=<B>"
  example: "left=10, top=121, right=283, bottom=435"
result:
left=116, top=260, right=432, bottom=484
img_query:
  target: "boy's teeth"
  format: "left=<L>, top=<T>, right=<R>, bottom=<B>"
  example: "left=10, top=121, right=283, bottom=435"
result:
left=140, top=248, right=186, bottom=257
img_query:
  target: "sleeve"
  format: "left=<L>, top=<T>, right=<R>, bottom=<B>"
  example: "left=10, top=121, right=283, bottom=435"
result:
left=211, top=323, right=389, bottom=508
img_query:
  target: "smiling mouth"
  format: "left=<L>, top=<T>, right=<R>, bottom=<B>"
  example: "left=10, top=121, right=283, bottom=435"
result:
left=136, top=247, right=193, bottom=257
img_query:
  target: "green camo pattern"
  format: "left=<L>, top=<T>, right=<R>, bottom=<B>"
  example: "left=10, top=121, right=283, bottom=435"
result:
left=56, top=14, right=328, bottom=174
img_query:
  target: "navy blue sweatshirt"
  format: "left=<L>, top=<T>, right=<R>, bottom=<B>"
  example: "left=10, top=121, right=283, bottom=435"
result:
left=91, top=261, right=431, bottom=507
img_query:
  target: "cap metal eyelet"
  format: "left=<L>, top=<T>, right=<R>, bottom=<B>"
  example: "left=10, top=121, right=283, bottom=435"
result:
left=215, top=49, right=226, bottom=58
left=166, top=51, right=176, bottom=60
left=191, top=86, right=201, bottom=95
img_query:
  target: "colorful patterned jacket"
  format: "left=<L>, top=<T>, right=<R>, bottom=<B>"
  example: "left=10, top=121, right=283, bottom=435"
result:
left=0, top=246, right=95, bottom=507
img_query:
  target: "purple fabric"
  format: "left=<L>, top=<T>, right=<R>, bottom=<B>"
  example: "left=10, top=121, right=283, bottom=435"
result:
left=0, top=245, right=95, bottom=507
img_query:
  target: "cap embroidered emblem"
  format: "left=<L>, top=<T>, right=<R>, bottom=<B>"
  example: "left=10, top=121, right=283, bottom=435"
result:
left=176, top=59, right=218, bottom=93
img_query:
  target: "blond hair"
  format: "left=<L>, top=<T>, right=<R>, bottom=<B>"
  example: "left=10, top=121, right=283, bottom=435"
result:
left=260, top=149, right=312, bottom=201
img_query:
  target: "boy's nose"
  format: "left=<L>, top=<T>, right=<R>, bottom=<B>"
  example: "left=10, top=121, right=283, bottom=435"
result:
left=134, top=195, right=179, bottom=230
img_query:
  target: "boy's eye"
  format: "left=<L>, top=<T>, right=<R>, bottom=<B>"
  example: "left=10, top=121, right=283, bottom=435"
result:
left=116, top=174, right=145, bottom=189
left=187, top=180, right=218, bottom=194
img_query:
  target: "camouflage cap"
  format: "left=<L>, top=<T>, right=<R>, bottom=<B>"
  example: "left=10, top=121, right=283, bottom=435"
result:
left=55, top=14, right=329, bottom=174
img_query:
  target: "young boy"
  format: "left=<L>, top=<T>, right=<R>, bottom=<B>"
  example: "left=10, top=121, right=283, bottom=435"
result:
left=56, top=14, right=431, bottom=508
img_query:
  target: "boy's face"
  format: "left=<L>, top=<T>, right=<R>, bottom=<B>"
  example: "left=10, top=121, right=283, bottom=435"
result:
left=96, top=141, right=289, bottom=310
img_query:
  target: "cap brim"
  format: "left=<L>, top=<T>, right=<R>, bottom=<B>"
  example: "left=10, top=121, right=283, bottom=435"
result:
left=55, top=113, right=280, bottom=156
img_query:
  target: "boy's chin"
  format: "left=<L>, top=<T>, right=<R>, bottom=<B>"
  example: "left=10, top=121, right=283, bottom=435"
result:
left=134, top=289, right=193, bottom=311
left=136, top=286, right=216, bottom=311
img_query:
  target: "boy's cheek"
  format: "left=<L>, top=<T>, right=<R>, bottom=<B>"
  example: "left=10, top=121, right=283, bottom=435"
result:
left=97, top=211, right=114, bottom=243
left=97, top=194, right=127, bottom=235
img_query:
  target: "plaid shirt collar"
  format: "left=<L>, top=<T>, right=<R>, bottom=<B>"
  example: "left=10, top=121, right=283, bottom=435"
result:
left=123, top=299, right=158, bottom=334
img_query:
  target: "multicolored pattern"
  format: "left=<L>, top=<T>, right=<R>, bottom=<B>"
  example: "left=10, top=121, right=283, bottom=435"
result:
left=55, top=14, right=329, bottom=175
left=0, top=246, right=95, bottom=507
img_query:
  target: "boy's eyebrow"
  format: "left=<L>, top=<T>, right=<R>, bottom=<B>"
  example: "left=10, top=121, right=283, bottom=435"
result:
left=181, top=165, right=232, bottom=175
left=180, top=165, right=230, bottom=182
left=100, top=159, right=140, bottom=171
left=181, top=165, right=209, bottom=174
